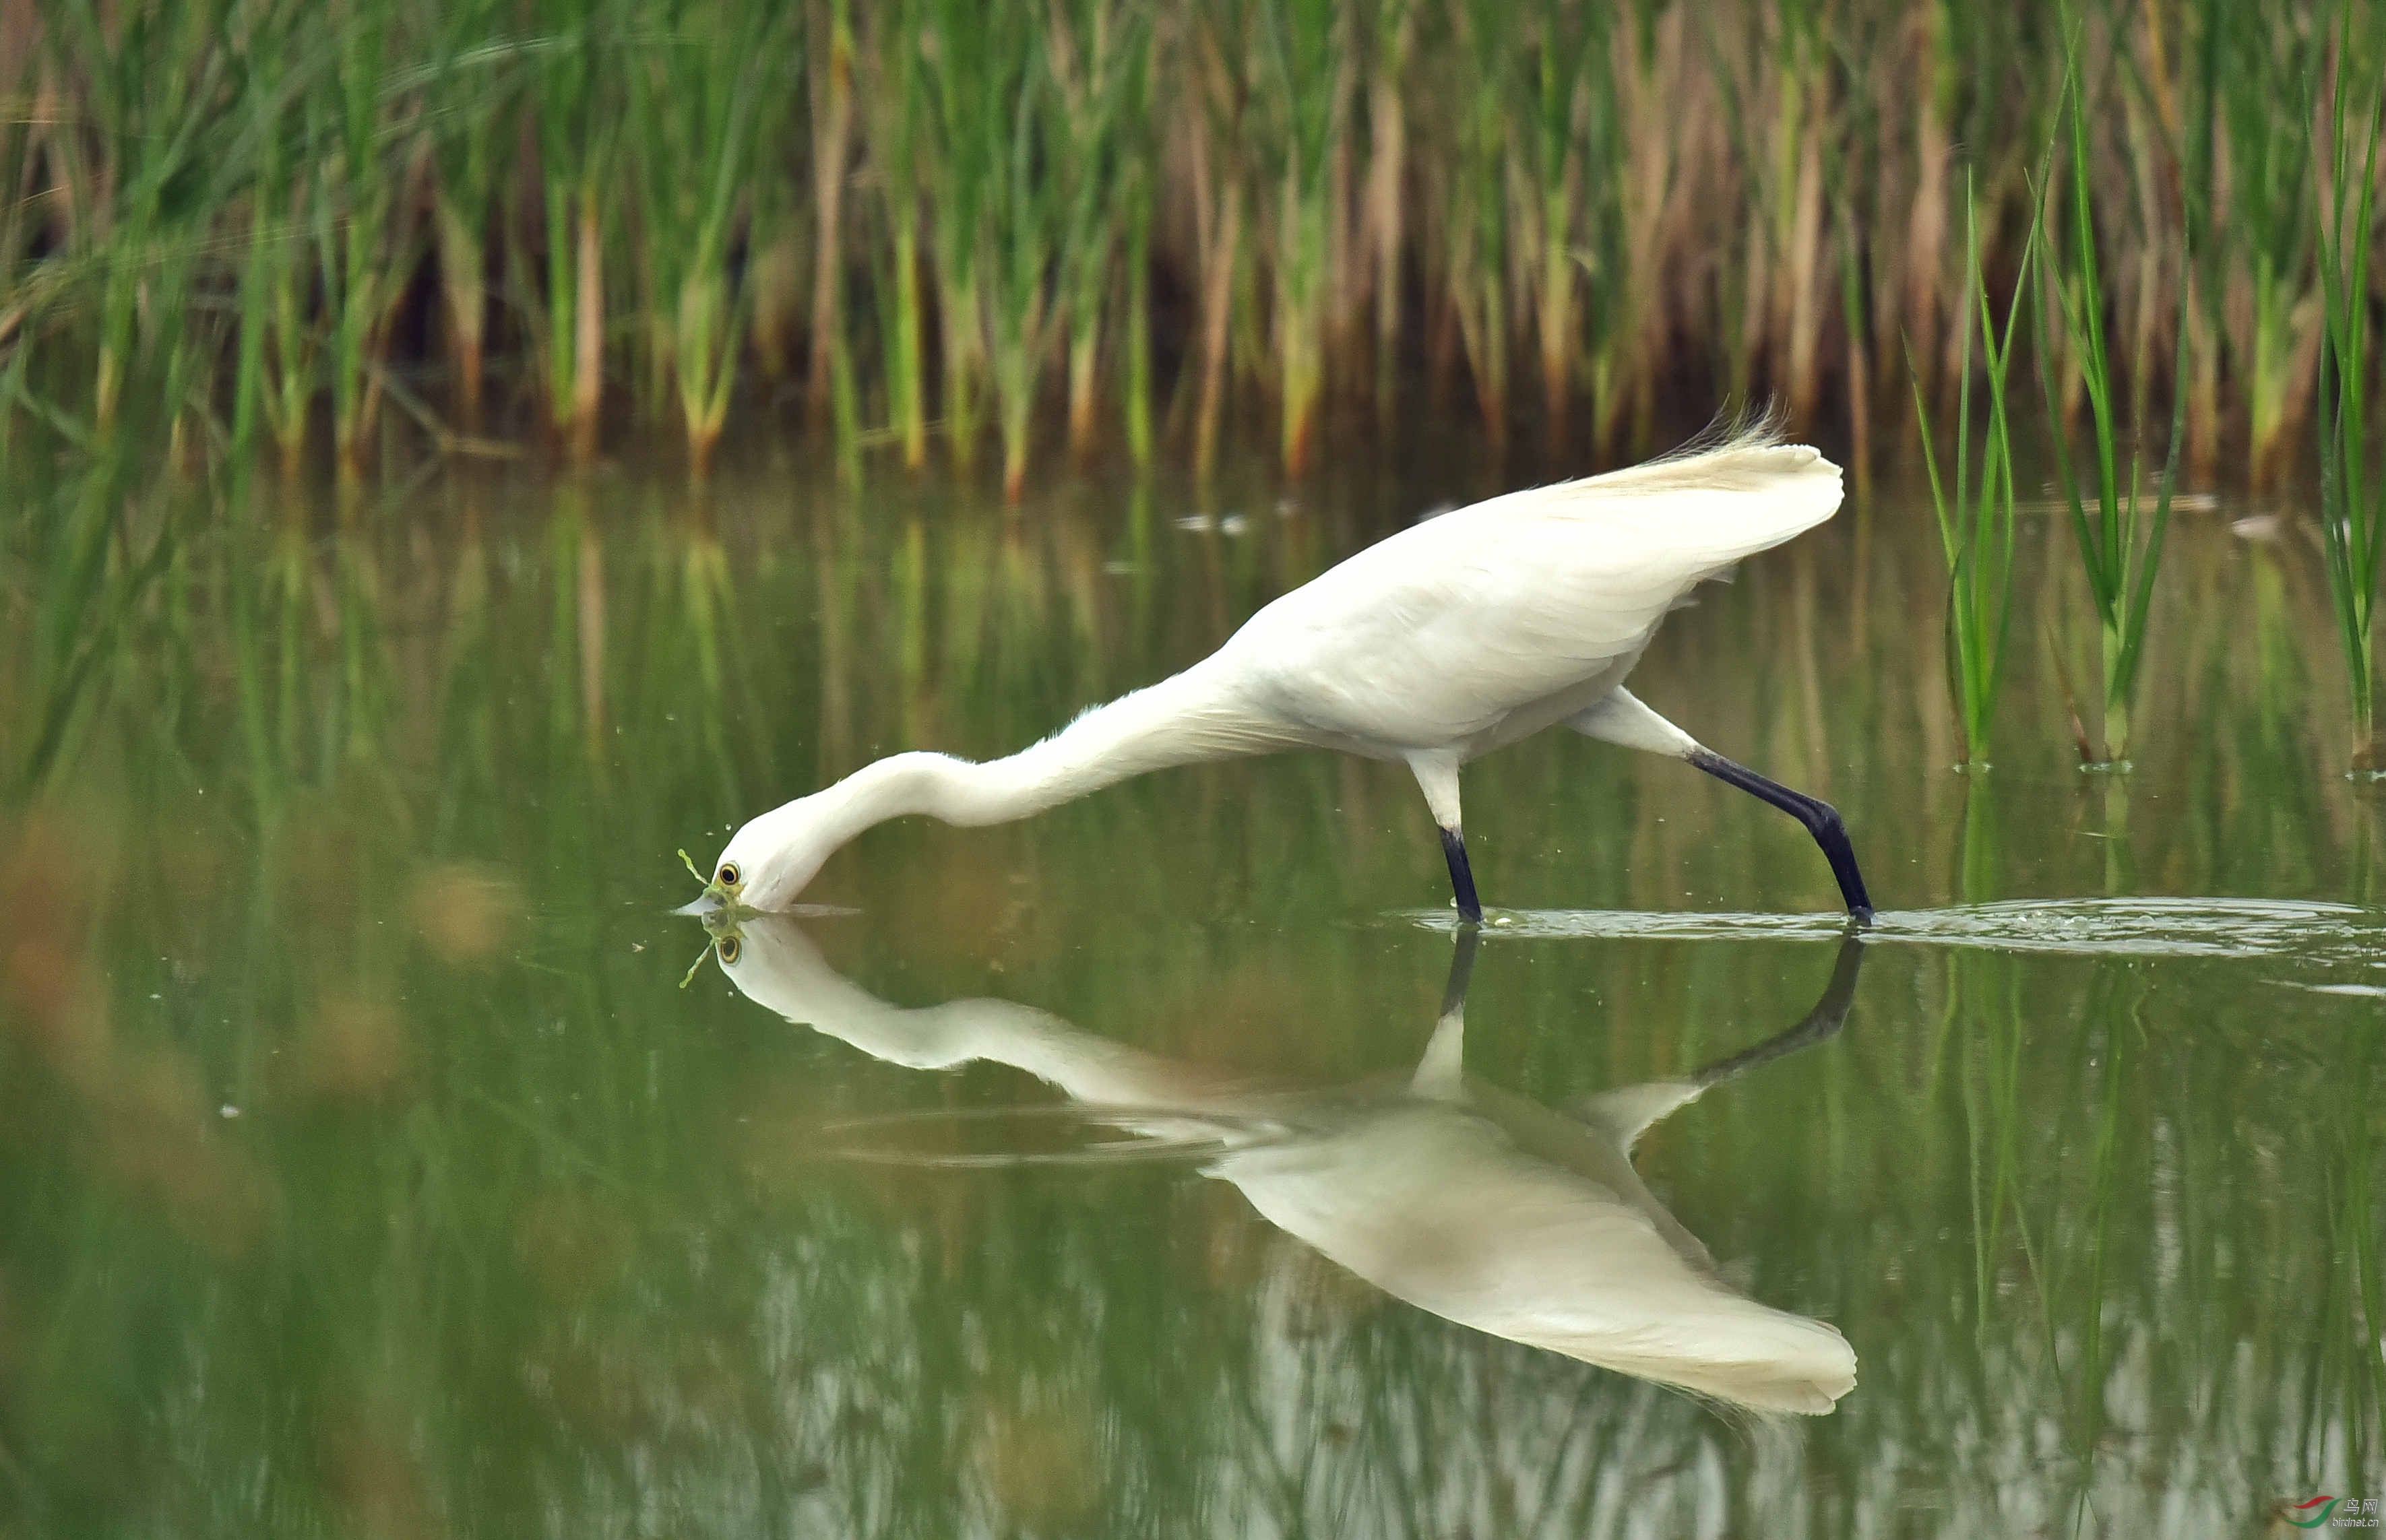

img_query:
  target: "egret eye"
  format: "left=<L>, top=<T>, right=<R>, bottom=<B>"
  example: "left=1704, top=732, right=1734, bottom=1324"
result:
left=716, top=936, right=741, bottom=964
left=718, top=863, right=741, bottom=887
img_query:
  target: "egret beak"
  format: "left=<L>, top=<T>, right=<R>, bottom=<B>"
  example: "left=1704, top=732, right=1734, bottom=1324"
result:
left=677, top=847, right=751, bottom=916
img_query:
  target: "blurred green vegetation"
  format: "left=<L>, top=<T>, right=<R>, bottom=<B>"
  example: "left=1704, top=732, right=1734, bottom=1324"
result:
left=3, top=0, right=2384, bottom=499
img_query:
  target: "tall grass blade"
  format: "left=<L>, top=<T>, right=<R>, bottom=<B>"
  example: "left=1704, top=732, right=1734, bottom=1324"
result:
left=2035, top=36, right=2182, bottom=769
left=1911, top=172, right=2038, bottom=771
left=2313, top=7, right=2385, bottom=773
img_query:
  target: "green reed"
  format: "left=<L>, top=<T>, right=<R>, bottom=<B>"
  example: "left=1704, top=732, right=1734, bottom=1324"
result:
left=1912, top=177, right=2038, bottom=771
left=2206, top=0, right=2321, bottom=486
left=1247, top=0, right=1349, bottom=478
left=227, top=3, right=299, bottom=466
left=2035, top=43, right=2183, bottom=770
left=1442, top=0, right=1514, bottom=454
left=323, top=5, right=416, bottom=475
left=2, top=0, right=2379, bottom=499
left=2314, top=12, right=2385, bottom=775
left=417, top=0, right=519, bottom=428
left=913, top=0, right=1000, bottom=477
left=854, top=0, right=924, bottom=472
left=627, top=0, right=787, bottom=475
left=42, top=0, right=243, bottom=443
left=526, top=0, right=617, bottom=459
left=978, top=10, right=1062, bottom=505
left=1118, top=143, right=1158, bottom=470
left=1582, top=9, right=1665, bottom=453
left=1513, top=3, right=1600, bottom=453
left=1049, top=0, right=1152, bottom=465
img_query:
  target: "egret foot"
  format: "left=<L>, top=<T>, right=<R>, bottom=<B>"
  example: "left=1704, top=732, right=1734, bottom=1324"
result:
left=1686, top=749, right=1874, bottom=923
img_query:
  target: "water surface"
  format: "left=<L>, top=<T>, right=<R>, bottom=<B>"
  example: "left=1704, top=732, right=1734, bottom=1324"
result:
left=0, top=450, right=2379, bottom=1536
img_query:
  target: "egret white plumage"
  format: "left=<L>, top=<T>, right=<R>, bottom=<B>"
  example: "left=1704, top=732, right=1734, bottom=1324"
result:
left=704, top=424, right=1873, bottom=922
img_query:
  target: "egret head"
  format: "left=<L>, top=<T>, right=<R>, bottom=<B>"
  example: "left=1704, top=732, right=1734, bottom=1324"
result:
left=706, top=799, right=835, bottom=912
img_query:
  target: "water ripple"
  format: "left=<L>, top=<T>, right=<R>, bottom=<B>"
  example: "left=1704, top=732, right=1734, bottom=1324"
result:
left=1399, top=897, right=2386, bottom=968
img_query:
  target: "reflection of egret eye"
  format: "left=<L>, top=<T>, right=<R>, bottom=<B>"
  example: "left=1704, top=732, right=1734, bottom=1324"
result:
left=718, top=863, right=741, bottom=887
left=716, top=936, right=741, bottom=964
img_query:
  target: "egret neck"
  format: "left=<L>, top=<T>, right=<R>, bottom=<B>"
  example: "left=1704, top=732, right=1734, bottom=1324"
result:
left=723, top=662, right=1284, bottom=907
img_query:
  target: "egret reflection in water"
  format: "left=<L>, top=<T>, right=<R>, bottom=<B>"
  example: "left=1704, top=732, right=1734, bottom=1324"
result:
left=710, top=916, right=1868, bottom=1415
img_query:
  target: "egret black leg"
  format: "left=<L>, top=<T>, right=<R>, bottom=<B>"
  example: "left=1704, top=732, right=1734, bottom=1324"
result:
left=1439, top=826, right=1484, bottom=926
left=1686, top=748, right=1874, bottom=922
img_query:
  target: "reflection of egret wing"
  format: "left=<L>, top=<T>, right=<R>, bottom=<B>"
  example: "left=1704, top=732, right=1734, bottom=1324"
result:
left=1214, top=1105, right=1856, bottom=1415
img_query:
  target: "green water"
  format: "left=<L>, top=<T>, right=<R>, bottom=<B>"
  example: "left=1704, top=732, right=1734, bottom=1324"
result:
left=1, top=451, right=2381, bottom=1537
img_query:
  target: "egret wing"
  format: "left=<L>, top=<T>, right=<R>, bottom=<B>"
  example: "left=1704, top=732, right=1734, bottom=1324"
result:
left=1228, top=441, right=1842, bottom=748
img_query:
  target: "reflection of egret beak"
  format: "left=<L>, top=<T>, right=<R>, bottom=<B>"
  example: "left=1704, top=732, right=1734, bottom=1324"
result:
left=677, top=911, right=748, bottom=988
left=699, top=904, right=747, bottom=947
left=698, top=905, right=746, bottom=942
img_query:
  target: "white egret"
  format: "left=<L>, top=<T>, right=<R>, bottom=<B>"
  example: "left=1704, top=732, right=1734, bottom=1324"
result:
left=708, top=917, right=1866, bottom=1415
left=706, top=424, right=1872, bottom=922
